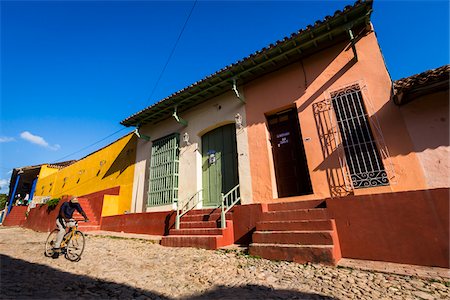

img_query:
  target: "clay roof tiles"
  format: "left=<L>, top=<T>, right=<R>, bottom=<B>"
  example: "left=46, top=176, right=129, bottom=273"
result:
left=394, top=64, right=449, bottom=105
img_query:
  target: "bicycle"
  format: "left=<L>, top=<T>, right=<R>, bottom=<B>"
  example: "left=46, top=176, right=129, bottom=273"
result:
left=44, top=220, right=86, bottom=262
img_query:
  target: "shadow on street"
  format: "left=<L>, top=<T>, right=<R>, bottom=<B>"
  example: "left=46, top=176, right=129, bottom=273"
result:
left=1, top=254, right=337, bottom=299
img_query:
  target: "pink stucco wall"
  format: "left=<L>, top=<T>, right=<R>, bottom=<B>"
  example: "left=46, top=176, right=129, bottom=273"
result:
left=244, top=29, right=427, bottom=203
left=400, top=90, right=450, bottom=188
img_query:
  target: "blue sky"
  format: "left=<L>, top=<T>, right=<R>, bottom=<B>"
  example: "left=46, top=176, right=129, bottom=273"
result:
left=1, top=0, right=449, bottom=194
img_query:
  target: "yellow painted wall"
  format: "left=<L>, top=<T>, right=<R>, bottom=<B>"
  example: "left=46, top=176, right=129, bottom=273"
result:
left=38, top=165, right=60, bottom=179
left=34, top=133, right=137, bottom=215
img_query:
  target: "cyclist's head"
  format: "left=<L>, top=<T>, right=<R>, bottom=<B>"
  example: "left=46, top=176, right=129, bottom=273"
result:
left=70, top=197, right=79, bottom=204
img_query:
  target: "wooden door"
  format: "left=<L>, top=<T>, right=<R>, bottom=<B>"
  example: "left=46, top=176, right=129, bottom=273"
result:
left=267, top=108, right=312, bottom=197
left=202, top=124, right=239, bottom=206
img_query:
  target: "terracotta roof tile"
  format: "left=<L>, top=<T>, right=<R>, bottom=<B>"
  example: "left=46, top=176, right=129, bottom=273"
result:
left=394, top=65, right=449, bottom=94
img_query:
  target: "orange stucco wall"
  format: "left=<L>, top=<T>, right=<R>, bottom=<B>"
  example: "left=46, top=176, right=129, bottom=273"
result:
left=400, top=90, right=450, bottom=188
left=327, top=188, right=449, bottom=268
left=244, top=28, right=427, bottom=203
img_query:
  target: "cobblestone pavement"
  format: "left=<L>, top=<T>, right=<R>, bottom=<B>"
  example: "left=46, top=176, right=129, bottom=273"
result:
left=0, top=227, right=448, bottom=299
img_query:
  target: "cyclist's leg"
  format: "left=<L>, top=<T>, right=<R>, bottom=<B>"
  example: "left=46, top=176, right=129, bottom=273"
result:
left=53, top=218, right=66, bottom=257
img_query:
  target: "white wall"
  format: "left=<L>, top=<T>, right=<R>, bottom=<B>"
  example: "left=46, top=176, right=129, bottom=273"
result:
left=130, top=90, right=253, bottom=212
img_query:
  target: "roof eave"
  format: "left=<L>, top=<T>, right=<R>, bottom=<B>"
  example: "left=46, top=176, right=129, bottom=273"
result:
left=121, top=0, right=373, bottom=128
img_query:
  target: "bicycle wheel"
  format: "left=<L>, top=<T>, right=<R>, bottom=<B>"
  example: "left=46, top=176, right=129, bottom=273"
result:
left=44, top=229, right=59, bottom=257
left=65, top=230, right=85, bottom=262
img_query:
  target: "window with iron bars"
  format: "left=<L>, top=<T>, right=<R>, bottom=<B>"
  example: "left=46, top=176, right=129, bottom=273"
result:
left=147, top=133, right=180, bottom=206
left=331, top=84, right=389, bottom=189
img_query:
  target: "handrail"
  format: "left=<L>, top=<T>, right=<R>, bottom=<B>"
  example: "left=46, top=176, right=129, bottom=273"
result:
left=175, top=189, right=203, bottom=230
left=220, top=184, right=240, bottom=228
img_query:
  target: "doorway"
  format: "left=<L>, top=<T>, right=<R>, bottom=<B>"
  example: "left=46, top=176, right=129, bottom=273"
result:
left=201, top=124, right=239, bottom=206
left=267, top=108, right=313, bottom=197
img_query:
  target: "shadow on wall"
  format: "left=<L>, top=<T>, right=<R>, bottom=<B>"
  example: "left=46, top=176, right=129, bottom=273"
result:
left=1, top=254, right=337, bottom=299
left=245, top=41, right=350, bottom=127
left=103, top=135, right=137, bottom=179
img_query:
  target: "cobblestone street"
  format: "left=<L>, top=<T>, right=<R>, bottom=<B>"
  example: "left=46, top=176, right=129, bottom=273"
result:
left=0, top=227, right=448, bottom=299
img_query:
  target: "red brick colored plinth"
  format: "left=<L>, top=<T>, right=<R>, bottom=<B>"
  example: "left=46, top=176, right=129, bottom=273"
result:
left=250, top=244, right=337, bottom=265
left=253, top=231, right=334, bottom=245
left=261, top=209, right=329, bottom=222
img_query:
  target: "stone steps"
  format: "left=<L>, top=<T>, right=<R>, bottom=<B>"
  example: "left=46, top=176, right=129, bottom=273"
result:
left=249, top=200, right=341, bottom=265
left=250, top=243, right=337, bottom=265
left=268, top=200, right=326, bottom=211
left=261, top=208, right=329, bottom=222
left=256, top=220, right=334, bottom=231
left=253, top=231, right=334, bottom=245
left=180, top=221, right=219, bottom=229
left=161, top=209, right=234, bottom=250
left=181, top=212, right=233, bottom=222
left=72, top=197, right=100, bottom=231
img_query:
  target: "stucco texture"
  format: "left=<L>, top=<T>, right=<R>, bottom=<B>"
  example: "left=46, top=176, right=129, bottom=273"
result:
left=33, top=134, right=137, bottom=215
left=244, top=30, right=427, bottom=203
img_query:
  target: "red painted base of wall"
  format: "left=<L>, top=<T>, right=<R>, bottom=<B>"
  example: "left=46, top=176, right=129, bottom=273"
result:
left=101, top=210, right=176, bottom=235
left=327, top=188, right=449, bottom=268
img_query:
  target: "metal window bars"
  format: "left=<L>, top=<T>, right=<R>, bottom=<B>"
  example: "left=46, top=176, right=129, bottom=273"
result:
left=329, top=84, right=390, bottom=189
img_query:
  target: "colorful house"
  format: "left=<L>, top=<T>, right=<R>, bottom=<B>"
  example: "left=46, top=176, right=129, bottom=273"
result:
left=3, top=133, right=138, bottom=231
left=118, top=0, right=448, bottom=268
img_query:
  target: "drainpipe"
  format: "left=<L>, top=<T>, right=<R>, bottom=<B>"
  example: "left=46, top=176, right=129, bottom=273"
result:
left=232, top=78, right=246, bottom=104
left=348, top=28, right=358, bottom=62
left=172, top=106, right=188, bottom=126
left=7, top=170, right=22, bottom=215
left=134, top=126, right=151, bottom=141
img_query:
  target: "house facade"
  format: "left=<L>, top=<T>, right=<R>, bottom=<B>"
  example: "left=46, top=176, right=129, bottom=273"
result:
left=119, top=0, right=448, bottom=267
left=124, top=0, right=432, bottom=212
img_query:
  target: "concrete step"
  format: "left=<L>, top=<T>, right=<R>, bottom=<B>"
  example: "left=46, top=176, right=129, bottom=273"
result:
left=249, top=243, right=338, bottom=265
left=256, top=220, right=334, bottom=231
left=169, top=228, right=225, bottom=236
left=179, top=221, right=219, bottom=229
left=161, top=235, right=222, bottom=250
left=252, top=231, right=334, bottom=245
left=181, top=212, right=232, bottom=222
left=261, top=209, right=329, bottom=222
left=268, top=200, right=326, bottom=211
left=185, top=208, right=221, bottom=216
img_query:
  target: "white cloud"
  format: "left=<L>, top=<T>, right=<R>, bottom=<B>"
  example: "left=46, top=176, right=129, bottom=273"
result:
left=0, top=179, right=9, bottom=189
left=20, top=131, right=60, bottom=151
left=0, top=136, right=15, bottom=143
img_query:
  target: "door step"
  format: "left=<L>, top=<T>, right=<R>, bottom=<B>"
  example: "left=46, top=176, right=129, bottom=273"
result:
left=249, top=200, right=341, bottom=265
left=161, top=217, right=234, bottom=250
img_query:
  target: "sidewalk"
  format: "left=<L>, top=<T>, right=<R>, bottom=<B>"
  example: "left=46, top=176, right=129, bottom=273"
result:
left=338, top=258, right=450, bottom=281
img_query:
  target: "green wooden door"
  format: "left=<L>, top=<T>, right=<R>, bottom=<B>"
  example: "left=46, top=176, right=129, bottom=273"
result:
left=202, top=124, right=239, bottom=206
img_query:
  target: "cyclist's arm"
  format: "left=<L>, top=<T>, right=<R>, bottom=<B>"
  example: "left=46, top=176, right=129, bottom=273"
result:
left=76, top=204, right=89, bottom=221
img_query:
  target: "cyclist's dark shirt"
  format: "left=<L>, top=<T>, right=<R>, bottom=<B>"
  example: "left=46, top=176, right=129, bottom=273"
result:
left=58, top=202, right=84, bottom=219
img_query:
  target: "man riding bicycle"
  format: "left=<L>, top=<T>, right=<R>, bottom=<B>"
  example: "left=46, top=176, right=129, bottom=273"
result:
left=52, top=196, right=89, bottom=258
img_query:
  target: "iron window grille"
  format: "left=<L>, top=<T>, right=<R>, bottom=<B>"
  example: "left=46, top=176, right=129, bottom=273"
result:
left=147, top=133, right=180, bottom=206
left=330, top=84, right=389, bottom=189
